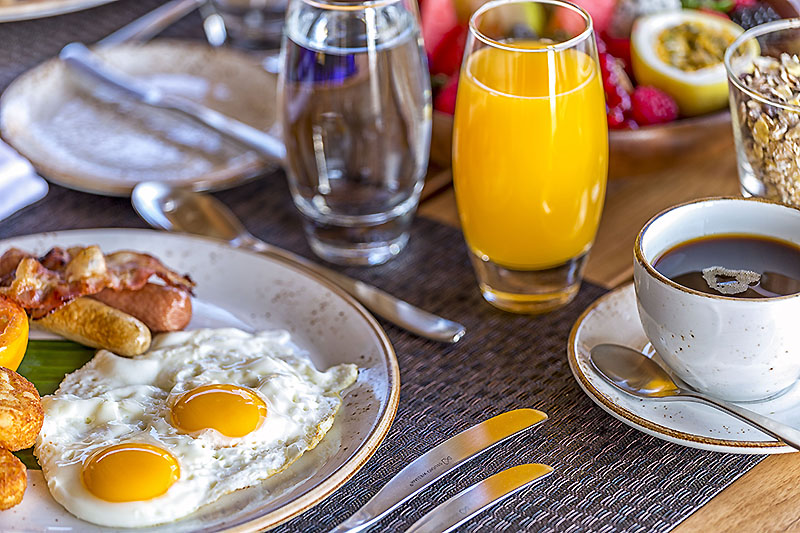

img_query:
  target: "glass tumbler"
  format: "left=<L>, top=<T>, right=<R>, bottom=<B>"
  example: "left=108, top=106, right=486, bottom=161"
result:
left=278, top=0, right=432, bottom=266
left=452, top=0, right=608, bottom=314
left=210, top=0, right=288, bottom=48
left=725, top=19, right=800, bottom=207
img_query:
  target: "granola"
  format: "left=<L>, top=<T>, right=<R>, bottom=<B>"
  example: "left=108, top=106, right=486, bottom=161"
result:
left=735, top=53, right=800, bottom=206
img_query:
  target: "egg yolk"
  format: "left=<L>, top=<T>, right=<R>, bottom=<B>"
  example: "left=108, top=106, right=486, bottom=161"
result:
left=82, top=443, right=180, bottom=502
left=171, top=384, right=267, bottom=438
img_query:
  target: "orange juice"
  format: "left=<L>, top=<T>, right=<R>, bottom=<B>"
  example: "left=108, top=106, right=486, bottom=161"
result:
left=453, top=43, right=608, bottom=269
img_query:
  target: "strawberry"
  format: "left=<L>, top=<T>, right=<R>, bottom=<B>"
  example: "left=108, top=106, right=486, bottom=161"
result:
left=429, top=24, right=468, bottom=77
left=556, top=0, right=616, bottom=36
left=600, top=31, right=632, bottom=75
left=434, top=75, right=459, bottom=115
left=622, top=118, right=639, bottom=130
left=607, top=106, right=627, bottom=129
left=631, top=86, right=679, bottom=125
left=599, top=52, right=632, bottom=110
left=421, top=0, right=459, bottom=58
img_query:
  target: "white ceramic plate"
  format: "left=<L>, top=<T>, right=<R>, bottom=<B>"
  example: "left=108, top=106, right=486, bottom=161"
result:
left=0, top=41, right=277, bottom=196
left=0, top=229, right=399, bottom=531
left=0, top=0, right=118, bottom=22
left=568, top=282, right=798, bottom=454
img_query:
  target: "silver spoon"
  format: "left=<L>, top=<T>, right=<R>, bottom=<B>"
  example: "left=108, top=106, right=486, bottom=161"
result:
left=589, top=343, right=800, bottom=450
left=131, top=181, right=466, bottom=343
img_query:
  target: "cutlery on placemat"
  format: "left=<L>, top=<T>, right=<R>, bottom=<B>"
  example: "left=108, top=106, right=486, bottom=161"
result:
left=131, top=181, right=467, bottom=343
left=404, top=464, right=554, bottom=533
left=98, top=0, right=204, bottom=46
left=327, top=409, right=548, bottom=533
left=59, top=42, right=286, bottom=163
left=590, top=343, right=800, bottom=450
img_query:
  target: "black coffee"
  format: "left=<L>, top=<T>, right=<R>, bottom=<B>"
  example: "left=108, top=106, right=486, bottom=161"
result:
left=653, top=234, right=800, bottom=298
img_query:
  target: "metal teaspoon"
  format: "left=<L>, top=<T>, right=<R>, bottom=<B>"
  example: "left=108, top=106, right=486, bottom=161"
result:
left=589, top=343, right=800, bottom=450
left=131, top=181, right=466, bottom=343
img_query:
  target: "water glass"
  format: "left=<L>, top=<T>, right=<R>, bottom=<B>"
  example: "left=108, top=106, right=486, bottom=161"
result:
left=452, top=0, right=607, bottom=313
left=278, top=0, right=432, bottom=266
left=209, top=0, right=288, bottom=48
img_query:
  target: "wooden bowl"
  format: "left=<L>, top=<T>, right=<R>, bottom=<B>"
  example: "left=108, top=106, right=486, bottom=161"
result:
left=429, top=109, right=734, bottom=179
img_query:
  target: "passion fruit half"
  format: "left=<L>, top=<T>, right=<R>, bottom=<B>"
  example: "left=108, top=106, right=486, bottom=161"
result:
left=631, top=9, right=752, bottom=116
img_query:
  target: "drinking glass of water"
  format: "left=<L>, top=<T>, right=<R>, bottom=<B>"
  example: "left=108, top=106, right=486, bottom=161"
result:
left=279, top=0, right=431, bottom=266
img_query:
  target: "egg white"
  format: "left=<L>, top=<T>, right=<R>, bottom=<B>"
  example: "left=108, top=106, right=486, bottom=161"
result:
left=34, top=328, right=358, bottom=528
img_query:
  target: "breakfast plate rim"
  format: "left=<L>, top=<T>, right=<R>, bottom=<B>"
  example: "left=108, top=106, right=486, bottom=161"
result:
left=567, top=282, right=793, bottom=454
left=1, top=227, right=401, bottom=531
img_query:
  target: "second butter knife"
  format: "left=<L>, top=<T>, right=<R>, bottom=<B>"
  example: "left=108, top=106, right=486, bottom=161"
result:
left=405, top=463, right=554, bottom=533
left=328, top=408, right=548, bottom=533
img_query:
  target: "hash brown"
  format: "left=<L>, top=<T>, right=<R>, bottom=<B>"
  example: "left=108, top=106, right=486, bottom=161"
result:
left=0, top=448, right=26, bottom=510
left=0, top=366, right=43, bottom=451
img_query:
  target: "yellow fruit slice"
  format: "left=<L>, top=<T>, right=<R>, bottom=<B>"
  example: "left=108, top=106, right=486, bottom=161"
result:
left=631, top=10, right=749, bottom=116
left=0, top=298, right=29, bottom=372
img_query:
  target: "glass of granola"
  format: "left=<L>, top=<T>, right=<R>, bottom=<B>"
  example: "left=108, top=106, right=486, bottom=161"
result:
left=725, top=19, right=800, bottom=206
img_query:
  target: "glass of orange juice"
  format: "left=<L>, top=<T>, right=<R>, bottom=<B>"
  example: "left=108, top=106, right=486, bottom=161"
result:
left=453, top=0, right=608, bottom=314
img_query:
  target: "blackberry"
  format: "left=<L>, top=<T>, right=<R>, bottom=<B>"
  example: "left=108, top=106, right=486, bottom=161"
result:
left=730, top=4, right=780, bottom=30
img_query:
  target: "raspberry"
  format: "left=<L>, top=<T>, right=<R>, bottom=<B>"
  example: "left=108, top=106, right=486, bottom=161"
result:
left=631, top=86, right=679, bottom=125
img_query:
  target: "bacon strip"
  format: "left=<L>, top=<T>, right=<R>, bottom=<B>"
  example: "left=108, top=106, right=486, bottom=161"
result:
left=0, top=246, right=194, bottom=318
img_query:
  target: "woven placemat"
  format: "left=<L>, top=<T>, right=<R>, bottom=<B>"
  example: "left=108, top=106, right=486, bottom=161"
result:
left=0, top=1, right=765, bottom=530
left=0, top=174, right=764, bottom=532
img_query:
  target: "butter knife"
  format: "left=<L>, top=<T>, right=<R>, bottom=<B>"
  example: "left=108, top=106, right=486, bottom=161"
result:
left=328, top=409, right=548, bottom=533
left=58, top=42, right=286, bottom=163
left=405, top=464, right=554, bottom=533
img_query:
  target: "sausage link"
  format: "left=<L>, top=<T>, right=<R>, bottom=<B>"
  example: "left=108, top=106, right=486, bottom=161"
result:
left=35, top=297, right=151, bottom=356
left=92, top=283, right=192, bottom=332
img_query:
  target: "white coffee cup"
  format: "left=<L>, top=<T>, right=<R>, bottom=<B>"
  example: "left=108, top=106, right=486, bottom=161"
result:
left=633, top=197, right=800, bottom=402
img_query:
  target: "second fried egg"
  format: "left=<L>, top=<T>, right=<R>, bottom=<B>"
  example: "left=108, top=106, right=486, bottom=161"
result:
left=34, top=328, right=358, bottom=528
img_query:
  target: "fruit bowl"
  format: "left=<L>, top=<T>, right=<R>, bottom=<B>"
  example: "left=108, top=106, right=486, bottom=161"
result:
left=607, top=109, right=733, bottom=177
left=429, top=109, right=733, bottom=178
left=425, top=0, right=800, bottom=178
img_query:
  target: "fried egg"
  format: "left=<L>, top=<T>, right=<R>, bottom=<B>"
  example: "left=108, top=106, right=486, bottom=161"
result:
left=34, top=328, right=358, bottom=528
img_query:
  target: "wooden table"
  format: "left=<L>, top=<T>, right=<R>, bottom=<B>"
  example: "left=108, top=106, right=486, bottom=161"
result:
left=417, top=136, right=800, bottom=532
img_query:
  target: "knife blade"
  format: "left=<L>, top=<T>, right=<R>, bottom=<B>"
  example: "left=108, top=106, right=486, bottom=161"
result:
left=328, top=409, right=548, bottom=533
left=58, top=42, right=286, bottom=162
left=404, top=464, right=554, bottom=533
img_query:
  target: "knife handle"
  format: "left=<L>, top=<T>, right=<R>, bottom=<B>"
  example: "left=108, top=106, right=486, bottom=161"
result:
left=404, top=464, right=554, bottom=533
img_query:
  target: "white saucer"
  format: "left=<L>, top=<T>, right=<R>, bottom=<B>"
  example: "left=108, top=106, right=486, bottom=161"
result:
left=568, top=283, right=799, bottom=454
